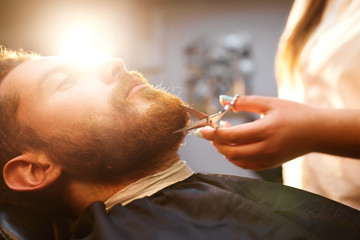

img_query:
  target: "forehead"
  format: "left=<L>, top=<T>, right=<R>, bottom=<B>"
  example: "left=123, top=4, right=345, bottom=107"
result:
left=0, top=57, right=64, bottom=92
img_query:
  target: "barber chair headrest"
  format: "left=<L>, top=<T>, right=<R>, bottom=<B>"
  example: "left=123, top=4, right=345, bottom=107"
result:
left=0, top=204, right=57, bottom=240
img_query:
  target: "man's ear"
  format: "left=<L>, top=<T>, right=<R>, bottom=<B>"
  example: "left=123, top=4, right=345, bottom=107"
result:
left=3, top=152, right=62, bottom=191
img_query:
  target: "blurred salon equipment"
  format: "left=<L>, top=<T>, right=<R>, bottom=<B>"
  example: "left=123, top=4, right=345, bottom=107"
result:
left=184, top=33, right=255, bottom=122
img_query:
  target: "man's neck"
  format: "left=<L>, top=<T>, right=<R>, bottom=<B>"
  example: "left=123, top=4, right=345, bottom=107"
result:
left=63, top=181, right=127, bottom=215
left=61, top=156, right=182, bottom=215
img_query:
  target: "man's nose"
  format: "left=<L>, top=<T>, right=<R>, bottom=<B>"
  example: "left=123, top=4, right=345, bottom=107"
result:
left=98, top=58, right=126, bottom=84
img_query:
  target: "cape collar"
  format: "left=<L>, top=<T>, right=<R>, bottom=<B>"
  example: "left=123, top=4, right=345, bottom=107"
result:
left=104, top=160, right=193, bottom=211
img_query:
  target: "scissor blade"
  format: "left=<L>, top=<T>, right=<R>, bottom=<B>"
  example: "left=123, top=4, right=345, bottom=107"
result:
left=174, top=95, right=240, bottom=133
left=206, top=94, right=239, bottom=127
left=173, top=118, right=208, bottom=133
left=179, top=105, right=208, bottom=120
left=206, top=109, right=228, bottom=128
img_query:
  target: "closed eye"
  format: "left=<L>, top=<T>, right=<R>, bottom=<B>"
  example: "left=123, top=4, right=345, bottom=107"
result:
left=58, top=77, right=77, bottom=91
left=52, top=72, right=77, bottom=91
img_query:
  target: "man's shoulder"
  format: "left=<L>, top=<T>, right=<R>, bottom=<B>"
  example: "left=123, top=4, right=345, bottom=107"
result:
left=161, top=172, right=307, bottom=201
left=70, top=173, right=360, bottom=240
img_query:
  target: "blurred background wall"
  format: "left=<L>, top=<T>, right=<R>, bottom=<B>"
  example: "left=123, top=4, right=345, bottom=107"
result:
left=0, top=0, right=293, bottom=179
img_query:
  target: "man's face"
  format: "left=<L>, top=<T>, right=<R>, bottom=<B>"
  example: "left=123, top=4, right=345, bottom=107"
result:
left=0, top=57, right=188, bottom=183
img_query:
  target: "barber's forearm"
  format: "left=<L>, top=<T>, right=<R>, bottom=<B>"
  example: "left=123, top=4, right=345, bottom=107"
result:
left=311, top=108, right=360, bottom=159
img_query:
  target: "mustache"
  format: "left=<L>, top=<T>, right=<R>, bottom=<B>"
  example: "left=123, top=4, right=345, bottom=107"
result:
left=111, top=70, right=150, bottom=105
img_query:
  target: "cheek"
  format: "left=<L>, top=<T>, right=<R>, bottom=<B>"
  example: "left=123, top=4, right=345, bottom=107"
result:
left=53, top=85, right=113, bottom=114
left=20, top=91, right=113, bottom=136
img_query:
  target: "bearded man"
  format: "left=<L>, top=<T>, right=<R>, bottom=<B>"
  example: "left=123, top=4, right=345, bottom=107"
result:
left=0, top=46, right=360, bottom=240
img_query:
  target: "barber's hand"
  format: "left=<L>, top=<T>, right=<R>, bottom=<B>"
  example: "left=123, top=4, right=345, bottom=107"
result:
left=196, top=95, right=317, bottom=170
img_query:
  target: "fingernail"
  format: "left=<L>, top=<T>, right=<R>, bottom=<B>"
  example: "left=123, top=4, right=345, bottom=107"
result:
left=219, top=95, right=233, bottom=102
left=194, top=130, right=203, bottom=138
left=219, top=120, right=225, bottom=127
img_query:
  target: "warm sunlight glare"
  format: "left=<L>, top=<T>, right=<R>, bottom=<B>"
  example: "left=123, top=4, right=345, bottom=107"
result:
left=60, top=28, right=112, bottom=67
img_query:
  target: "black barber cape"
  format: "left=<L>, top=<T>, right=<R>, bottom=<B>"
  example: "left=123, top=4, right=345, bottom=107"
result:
left=70, top=174, right=360, bottom=240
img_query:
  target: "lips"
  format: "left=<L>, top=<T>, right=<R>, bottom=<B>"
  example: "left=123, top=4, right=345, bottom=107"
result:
left=125, top=80, right=149, bottom=99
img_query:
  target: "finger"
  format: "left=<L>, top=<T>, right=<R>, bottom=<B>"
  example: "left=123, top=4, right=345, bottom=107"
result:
left=220, top=95, right=276, bottom=114
left=219, top=95, right=236, bottom=106
left=198, top=120, right=265, bottom=144
left=212, top=141, right=275, bottom=170
left=211, top=140, right=265, bottom=161
left=228, top=160, right=269, bottom=171
left=213, top=139, right=284, bottom=170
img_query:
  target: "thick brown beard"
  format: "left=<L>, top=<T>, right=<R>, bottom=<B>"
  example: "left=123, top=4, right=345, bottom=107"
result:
left=45, top=71, right=189, bottom=184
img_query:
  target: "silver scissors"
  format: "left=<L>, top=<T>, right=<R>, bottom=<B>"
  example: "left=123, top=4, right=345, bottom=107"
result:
left=174, top=95, right=239, bottom=133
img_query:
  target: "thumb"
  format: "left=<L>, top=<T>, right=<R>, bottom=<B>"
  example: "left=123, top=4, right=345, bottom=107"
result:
left=194, top=126, right=215, bottom=140
left=194, top=121, right=232, bottom=140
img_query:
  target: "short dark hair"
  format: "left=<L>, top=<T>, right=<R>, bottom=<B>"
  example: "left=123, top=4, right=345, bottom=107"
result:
left=0, top=46, right=38, bottom=206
